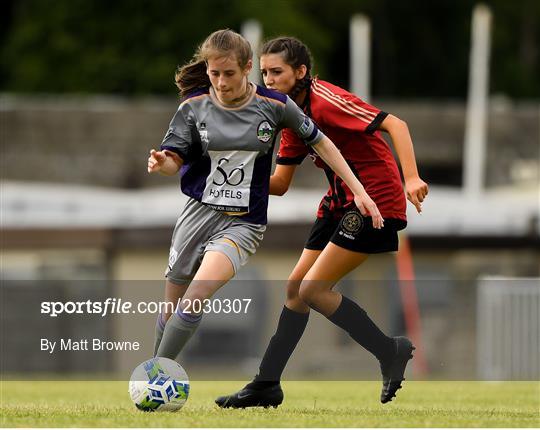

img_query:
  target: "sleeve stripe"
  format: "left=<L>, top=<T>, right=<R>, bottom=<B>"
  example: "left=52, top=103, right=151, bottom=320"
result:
left=312, top=87, right=374, bottom=125
left=160, top=145, right=188, bottom=160
left=313, top=80, right=377, bottom=119
left=312, top=80, right=376, bottom=123
left=365, top=111, right=388, bottom=134
left=276, top=155, right=306, bottom=165
left=306, top=126, right=320, bottom=144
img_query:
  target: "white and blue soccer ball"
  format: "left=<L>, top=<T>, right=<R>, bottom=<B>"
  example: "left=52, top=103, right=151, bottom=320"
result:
left=129, top=357, right=190, bottom=412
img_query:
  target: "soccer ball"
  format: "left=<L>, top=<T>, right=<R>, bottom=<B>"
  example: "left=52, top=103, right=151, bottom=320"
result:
left=129, top=357, right=190, bottom=412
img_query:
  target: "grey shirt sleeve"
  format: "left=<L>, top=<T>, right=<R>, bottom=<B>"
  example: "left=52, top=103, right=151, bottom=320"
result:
left=280, top=96, right=325, bottom=146
left=160, top=105, right=197, bottom=162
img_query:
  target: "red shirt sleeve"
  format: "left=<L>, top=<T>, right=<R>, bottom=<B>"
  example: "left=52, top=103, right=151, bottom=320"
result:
left=276, top=128, right=309, bottom=165
left=311, top=79, right=387, bottom=135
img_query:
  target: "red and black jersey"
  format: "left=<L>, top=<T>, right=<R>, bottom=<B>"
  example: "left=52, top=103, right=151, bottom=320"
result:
left=276, top=78, right=406, bottom=221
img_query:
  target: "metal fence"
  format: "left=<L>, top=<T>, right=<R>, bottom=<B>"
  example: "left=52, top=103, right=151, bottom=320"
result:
left=477, top=277, right=540, bottom=380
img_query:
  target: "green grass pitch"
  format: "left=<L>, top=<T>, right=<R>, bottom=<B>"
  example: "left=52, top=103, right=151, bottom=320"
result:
left=1, top=380, right=538, bottom=427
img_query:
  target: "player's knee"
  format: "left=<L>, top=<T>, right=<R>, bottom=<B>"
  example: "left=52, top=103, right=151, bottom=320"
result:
left=285, top=280, right=309, bottom=311
left=285, top=279, right=301, bottom=300
left=178, top=293, right=206, bottom=314
left=298, top=281, right=320, bottom=307
left=161, top=312, right=172, bottom=324
left=286, top=299, right=310, bottom=313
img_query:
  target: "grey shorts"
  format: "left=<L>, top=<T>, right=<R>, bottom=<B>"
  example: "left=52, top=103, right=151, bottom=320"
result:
left=165, top=198, right=266, bottom=284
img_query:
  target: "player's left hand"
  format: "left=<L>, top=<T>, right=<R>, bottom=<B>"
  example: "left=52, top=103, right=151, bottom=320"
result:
left=405, top=176, right=429, bottom=213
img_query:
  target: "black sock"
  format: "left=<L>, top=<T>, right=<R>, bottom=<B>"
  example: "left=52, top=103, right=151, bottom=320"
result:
left=327, top=295, right=395, bottom=362
left=254, top=306, right=309, bottom=384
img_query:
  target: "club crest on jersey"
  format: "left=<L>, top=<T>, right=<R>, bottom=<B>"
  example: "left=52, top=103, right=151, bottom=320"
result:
left=198, top=122, right=209, bottom=144
left=257, top=121, right=274, bottom=143
left=341, top=211, right=364, bottom=235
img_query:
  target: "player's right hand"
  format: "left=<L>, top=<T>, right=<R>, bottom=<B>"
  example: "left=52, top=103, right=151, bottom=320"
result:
left=354, top=192, right=384, bottom=229
left=147, top=149, right=167, bottom=173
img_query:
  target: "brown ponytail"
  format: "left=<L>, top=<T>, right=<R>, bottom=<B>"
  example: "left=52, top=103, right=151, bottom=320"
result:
left=175, top=60, right=209, bottom=99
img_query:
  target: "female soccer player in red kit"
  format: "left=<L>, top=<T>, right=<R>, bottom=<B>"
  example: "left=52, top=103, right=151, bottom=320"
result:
left=216, top=37, right=428, bottom=408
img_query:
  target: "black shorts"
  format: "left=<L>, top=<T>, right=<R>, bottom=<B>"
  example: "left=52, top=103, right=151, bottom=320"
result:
left=305, top=210, right=407, bottom=254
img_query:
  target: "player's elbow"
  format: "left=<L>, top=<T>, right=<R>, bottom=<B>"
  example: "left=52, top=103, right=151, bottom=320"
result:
left=387, top=114, right=408, bottom=131
left=273, top=184, right=289, bottom=196
left=270, top=178, right=289, bottom=196
left=398, top=118, right=409, bottom=131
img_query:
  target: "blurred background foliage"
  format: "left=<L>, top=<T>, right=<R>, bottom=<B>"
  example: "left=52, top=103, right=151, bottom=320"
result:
left=1, top=0, right=538, bottom=98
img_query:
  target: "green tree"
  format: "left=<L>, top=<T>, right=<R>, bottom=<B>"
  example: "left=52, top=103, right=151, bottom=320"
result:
left=1, top=0, right=538, bottom=98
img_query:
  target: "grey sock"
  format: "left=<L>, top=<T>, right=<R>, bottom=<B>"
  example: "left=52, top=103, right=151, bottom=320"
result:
left=153, top=313, right=166, bottom=357
left=155, top=308, right=202, bottom=359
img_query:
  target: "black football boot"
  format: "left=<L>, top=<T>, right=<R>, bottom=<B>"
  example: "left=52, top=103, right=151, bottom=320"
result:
left=380, top=336, right=415, bottom=404
left=215, top=381, right=284, bottom=409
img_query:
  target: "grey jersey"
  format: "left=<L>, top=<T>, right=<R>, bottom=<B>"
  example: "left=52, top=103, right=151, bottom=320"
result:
left=161, top=83, right=324, bottom=224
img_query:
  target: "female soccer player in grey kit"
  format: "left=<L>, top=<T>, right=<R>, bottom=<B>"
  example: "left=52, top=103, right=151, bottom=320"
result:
left=148, top=30, right=385, bottom=370
left=216, top=37, right=428, bottom=408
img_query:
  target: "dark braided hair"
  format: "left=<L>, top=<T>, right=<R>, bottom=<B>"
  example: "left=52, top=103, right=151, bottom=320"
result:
left=260, top=36, right=313, bottom=102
